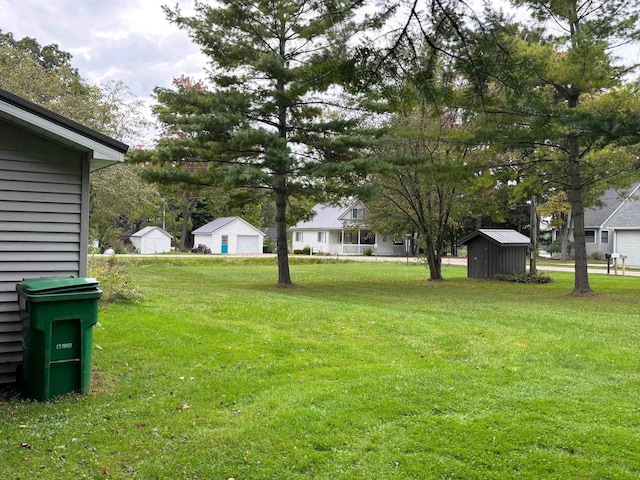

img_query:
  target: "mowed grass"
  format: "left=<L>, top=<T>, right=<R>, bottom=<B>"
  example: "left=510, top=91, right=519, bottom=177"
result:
left=2, top=257, right=640, bottom=479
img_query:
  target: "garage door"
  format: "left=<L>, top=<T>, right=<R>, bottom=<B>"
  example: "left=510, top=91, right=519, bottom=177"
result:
left=237, top=235, right=260, bottom=254
left=616, top=230, right=640, bottom=266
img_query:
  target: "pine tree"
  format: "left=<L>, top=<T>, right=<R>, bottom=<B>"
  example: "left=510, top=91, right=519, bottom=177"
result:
left=146, top=0, right=378, bottom=285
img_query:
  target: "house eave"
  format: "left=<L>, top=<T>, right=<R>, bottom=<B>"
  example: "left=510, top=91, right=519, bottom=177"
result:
left=0, top=88, right=128, bottom=171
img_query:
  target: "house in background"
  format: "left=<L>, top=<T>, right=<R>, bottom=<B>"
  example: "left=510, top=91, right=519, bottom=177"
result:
left=130, top=226, right=173, bottom=254
left=0, top=88, right=127, bottom=384
left=192, top=216, right=265, bottom=254
left=290, top=201, right=400, bottom=255
left=578, top=183, right=640, bottom=265
left=459, top=229, right=531, bottom=279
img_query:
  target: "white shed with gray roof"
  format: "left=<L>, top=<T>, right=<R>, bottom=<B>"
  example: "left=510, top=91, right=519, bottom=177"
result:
left=0, top=88, right=127, bottom=384
left=131, top=226, right=173, bottom=254
left=192, top=217, right=265, bottom=254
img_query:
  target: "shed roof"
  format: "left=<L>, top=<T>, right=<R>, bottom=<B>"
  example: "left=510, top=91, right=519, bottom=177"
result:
left=459, top=229, right=531, bottom=246
left=0, top=88, right=128, bottom=171
left=192, top=216, right=264, bottom=235
left=131, top=226, right=173, bottom=238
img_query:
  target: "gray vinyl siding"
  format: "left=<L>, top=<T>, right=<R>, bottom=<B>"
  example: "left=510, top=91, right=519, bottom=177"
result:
left=0, top=121, right=88, bottom=384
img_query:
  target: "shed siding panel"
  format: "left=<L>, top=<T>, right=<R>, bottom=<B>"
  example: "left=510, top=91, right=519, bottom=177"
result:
left=0, top=122, right=85, bottom=384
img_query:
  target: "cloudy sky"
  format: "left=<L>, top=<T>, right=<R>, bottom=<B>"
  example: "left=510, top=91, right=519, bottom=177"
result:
left=1, top=1, right=638, bottom=143
left=0, top=0, right=207, bottom=114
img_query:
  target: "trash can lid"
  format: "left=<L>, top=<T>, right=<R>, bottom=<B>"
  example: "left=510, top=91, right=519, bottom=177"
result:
left=17, top=276, right=100, bottom=295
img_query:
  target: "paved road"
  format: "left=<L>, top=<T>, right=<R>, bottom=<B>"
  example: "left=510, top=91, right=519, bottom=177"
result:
left=320, top=255, right=640, bottom=277
left=101, top=253, right=640, bottom=277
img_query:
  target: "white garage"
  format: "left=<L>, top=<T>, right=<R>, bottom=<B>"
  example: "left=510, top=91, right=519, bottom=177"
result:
left=130, top=226, right=173, bottom=254
left=237, top=234, right=261, bottom=254
left=192, top=217, right=265, bottom=255
left=614, top=229, right=640, bottom=266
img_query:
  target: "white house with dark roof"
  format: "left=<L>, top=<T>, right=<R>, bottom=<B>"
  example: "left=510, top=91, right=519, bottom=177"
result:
left=289, top=200, right=398, bottom=255
left=192, top=216, right=265, bottom=254
left=0, top=88, right=127, bottom=384
left=130, top=226, right=173, bottom=254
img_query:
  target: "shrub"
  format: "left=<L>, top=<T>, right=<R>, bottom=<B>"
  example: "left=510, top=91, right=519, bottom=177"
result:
left=363, top=248, right=373, bottom=256
left=590, top=251, right=604, bottom=261
left=88, top=256, right=144, bottom=303
left=191, top=244, right=212, bottom=254
left=294, top=247, right=311, bottom=255
left=494, top=272, right=553, bottom=284
left=547, top=240, right=573, bottom=255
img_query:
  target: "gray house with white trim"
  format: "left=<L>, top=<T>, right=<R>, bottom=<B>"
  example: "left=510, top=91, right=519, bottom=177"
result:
left=0, top=88, right=127, bottom=384
left=556, top=183, right=640, bottom=265
left=582, top=183, right=640, bottom=265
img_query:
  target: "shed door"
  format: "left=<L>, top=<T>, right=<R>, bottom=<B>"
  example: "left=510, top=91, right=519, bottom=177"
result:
left=468, top=241, right=488, bottom=278
left=237, top=235, right=259, bottom=254
left=221, top=235, right=229, bottom=254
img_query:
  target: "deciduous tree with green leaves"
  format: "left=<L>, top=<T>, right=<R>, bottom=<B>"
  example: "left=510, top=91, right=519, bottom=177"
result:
left=142, top=0, right=380, bottom=285
left=376, top=0, right=640, bottom=294
left=368, top=108, right=476, bottom=280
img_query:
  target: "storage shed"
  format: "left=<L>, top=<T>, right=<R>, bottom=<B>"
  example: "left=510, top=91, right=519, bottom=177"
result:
left=0, top=88, right=127, bottom=384
left=459, top=229, right=531, bottom=279
left=131, top=226, right=173, bottom=254
left=192, top=217, right=265, bottom=254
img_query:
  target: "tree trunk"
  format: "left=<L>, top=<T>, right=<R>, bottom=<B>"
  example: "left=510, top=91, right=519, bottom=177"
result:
left=568, top=136, right=592, bottom=295
left=560, top=211, right=571, bottom=261
left=425, top=249, right=443, bottom=280
left=179, top=203, right=191, bottom=250
left=275, top=179, right=292, bottom=286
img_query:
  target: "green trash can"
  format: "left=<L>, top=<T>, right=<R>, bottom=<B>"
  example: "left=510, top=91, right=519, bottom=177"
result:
left=16, top=277, right=103, bottom=401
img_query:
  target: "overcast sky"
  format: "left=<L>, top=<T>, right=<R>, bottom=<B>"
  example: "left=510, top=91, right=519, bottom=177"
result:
left=0, top=0, right=207, bottom=107
left=1, top=1, right=638, bottom=144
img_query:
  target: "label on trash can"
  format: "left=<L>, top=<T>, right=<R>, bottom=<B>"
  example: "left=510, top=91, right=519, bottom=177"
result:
left=51, top=319, right=81, bottom=362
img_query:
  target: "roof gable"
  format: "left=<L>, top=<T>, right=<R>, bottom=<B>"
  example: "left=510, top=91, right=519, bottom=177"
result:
left=459, top=229, right=531, bottom=246
left=595, top=183, right=640, bottom=228
left=291, top=201, right=366, bottom=230
left=132, top=226, right=172, bottom=238
left=192, top=216, right=264, bottom=235
left=0, top=88, right=128, bottom=171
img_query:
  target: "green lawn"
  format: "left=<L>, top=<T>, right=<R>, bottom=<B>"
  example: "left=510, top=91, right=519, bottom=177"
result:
left=2, top=258, right=640, bottom=479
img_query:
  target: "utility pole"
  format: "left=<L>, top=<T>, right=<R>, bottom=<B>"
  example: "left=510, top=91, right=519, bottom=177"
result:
left=530, top=195, right=537, bottom=274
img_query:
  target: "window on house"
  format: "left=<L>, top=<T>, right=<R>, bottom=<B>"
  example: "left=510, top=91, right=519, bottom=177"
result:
left=360, top=230, right=375, bottom=245
left=295, top=231, right=303, bottom=242
left=351, top=208, right=364, bottom=220
left=601, top=231, right=609, bottom=243
left=585, top=230, right=595, bottom=243
left=341, top=231, right=356, bottom=244
left=317, top=232, right=326, bottom=242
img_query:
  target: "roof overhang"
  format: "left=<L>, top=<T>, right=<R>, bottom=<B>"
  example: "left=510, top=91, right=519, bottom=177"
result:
left=0, top=88, right=128, bottom=171
left=459, top=229, right=531, bottom=247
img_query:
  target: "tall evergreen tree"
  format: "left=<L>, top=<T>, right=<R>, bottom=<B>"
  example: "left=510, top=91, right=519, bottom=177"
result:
left=142, top=0, right=379, bottom=285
